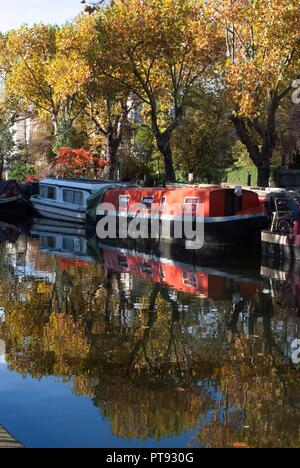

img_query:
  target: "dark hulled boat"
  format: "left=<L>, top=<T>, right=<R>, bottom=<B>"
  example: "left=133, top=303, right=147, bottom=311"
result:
left=0, top=181, right=37, bottom=224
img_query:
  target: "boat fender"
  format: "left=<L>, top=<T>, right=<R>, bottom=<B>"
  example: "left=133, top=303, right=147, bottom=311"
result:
left=234, top=185, right=243, bottom=197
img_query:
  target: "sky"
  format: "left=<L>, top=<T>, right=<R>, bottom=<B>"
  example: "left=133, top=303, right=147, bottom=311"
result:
left=0, top=0, right=82, bottom=33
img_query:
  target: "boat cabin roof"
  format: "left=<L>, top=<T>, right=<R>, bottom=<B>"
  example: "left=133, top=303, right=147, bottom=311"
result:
left=40, top=178, right=131, bottom=192
left=113, top=184, right=239, bottom=194
left=0, top=180, right=23, bottom=195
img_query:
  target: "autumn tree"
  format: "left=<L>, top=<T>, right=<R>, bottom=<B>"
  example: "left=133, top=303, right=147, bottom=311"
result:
left=172, top=84, right=234, bottom=182
left=52, top=14, right=134, bottom=178
left=211, top=0, right=300, bottom=187
left=0, top=25, right=84, bottom=151
left=0, top=106, right=15, bottom=180
left=93, top=0, right=223, bottom=180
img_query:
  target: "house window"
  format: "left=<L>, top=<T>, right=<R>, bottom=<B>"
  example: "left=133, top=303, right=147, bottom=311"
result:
left=40, top=185, right=56, bottom=200
left=63, top=189, right=84, bottom=206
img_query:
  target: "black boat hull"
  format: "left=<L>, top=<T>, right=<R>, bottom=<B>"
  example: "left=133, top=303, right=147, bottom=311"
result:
left=94, top=214, right=267, bottom=259
left=0, top=198, right=36, bottom=224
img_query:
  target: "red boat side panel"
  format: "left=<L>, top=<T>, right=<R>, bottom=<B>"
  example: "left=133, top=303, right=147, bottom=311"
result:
left=242, top=191, right=260, bottom=210
left=102, top=185, right=264, bottom=219
left=209, top=191, right=225, bottom=217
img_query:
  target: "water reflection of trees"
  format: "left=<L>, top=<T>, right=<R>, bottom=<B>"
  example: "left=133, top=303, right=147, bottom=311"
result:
left=0, top=239, right=300, bottom=447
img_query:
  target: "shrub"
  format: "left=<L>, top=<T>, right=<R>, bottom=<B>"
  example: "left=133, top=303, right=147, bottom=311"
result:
left=10, top=163, right=36, bottom=182
left=51, top=147, right=107, bottom=179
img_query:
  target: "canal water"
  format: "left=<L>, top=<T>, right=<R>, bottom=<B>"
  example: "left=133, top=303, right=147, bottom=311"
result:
left=0, top=221, right=299, bottom=448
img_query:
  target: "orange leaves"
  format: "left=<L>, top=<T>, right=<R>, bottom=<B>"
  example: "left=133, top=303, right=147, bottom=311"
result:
left=97, top=0, right=224, bottom=131
left=2, top=25, right=59, bottom=118
left=48, top=54, right=91, bottom=98
left=212, top=0, right=300, bottom=117
left=52, top=147, right=108, bottom=178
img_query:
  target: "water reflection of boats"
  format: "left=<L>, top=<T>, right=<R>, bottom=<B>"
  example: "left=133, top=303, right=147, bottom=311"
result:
left=98, top=242, right=262, bottom=299
left=261, top=256, right=300, bottom=316
left=30, top=219, right=92, bottom=263
left=2, top=232, right=300, bottom=447
left=28, top=218, right=263, bottom=299
left=0, top=221, right=22, bottom=243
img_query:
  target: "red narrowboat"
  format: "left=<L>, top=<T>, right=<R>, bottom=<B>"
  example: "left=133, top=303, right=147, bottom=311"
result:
left=92, top=184, right=267, bottom=250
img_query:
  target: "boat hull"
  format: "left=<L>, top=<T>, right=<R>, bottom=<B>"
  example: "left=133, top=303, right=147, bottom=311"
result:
left=202, top=215, right=267, bottom=247
left=31, top=199, right=86, bottom=224
left=262, top=230, right=300, bottom=261
left=95, top=213, right=267, bottom=255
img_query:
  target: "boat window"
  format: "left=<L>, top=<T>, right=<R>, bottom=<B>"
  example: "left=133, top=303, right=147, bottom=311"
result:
left=119, top=195, right=130, bottom=209
left=184, top=197, right=199, bottom=205
left=62, top=238, right=75, bottom=252
left=182, top=271, right=198, bottom=288
left=142, top=196, right=154, bottom=209
left=40, top=185, right=56, bottom=201
left=63, top=189, right=84, bottom=206
left=40, top=236, right=56, bottom=249
left=184, top=197, right=200, bottom=216
left=74, top=191, right=83, bottom=206
left=61, top=238, right=82, bottom=253
left=118, top=255, right=129, bottom=269
left=74, top=239, right=82, bottom=252
left=160, top=196, right=167, bottom=210
left=159, top=264, right=166, bottom=281
left=141, top=262, right=153, bottom=275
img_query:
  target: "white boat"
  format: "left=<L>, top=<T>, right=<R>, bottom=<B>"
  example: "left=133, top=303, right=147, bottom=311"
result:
left=30, top=178, right=135, bottom=224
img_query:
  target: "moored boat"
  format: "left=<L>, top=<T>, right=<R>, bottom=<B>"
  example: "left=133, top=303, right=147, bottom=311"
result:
left=30, top=178, right=138, bottom=224
left=0, top=220, right=22, bottom=243
left=262, top=230, right=300, bottom=261
left=0, top=180, right=37, bottom=223
left=90, top=184, right=267, bottom=250
left=262, top=195, right=300, bottom=261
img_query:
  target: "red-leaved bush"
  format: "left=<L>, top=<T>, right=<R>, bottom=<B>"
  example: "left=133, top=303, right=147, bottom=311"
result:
left=52, top=147, right=108, bottom=178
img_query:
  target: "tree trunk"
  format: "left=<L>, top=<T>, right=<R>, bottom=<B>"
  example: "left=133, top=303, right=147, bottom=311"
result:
left=155, top=133, right=176, bottom=181
left=257, top=164, right=271, bottom=187
left=51, top=114, right=59, bottom=136
left=106, top=132, right=121, bottom=179
left=0, top=156, right=3, bottom=181
left=231, top=118, right=274, bottom=188
left=231, top=92, right=280, bottom=188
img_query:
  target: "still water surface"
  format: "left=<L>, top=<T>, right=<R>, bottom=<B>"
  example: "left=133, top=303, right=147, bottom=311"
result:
left=0, top=220, right=299, bottom=448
